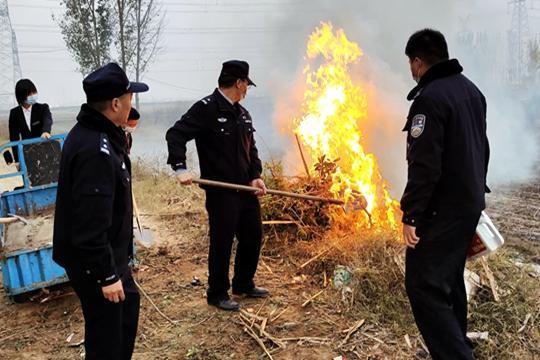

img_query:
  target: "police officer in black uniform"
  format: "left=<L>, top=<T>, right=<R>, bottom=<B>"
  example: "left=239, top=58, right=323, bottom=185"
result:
left=166, top=60, right=269, bottom=311
left=53, top=63, right=148, bottom=360
left=401, top=29, right=490, bottom=360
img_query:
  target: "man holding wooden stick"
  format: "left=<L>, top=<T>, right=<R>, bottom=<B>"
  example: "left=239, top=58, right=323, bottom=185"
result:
left=166, top=60, right=269, bottom=311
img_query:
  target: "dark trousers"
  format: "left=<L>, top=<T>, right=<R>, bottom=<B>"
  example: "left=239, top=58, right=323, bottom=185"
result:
left=68, top=270, right=140, bottom=360
left=205, top=190, right=263, bottom=302
left=405, top=213, right=481, bottom=360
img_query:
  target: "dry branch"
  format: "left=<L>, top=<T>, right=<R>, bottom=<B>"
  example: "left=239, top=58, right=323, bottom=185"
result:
left=300, top=248, right=332, bottom=269
left=134, top=279, right=179, bottom=325
left=480, top=257, right=500, bottom=302
left=339, top=319, right=365, bottom=347
left=301, top=289, right=325, bottom=307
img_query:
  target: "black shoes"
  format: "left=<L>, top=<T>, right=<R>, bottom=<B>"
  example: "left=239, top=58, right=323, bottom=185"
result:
left=208, top=287, right=270, bottom=311
left=207, top=298, right=241, bottom=311
left=232, top=286, right=270, bottom=298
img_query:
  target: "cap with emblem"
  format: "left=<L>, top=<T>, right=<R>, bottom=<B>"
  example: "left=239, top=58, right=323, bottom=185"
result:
left=83, top=63, right=149, bottom=102
left=220, top=60, right=256, bottom=87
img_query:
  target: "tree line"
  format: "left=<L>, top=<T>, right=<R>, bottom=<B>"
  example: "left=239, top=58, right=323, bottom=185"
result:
left=55, top=0, right=164, bottom=108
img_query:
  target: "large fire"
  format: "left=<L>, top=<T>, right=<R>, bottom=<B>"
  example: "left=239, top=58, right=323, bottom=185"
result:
left=294, top=22, right=401, bottom=231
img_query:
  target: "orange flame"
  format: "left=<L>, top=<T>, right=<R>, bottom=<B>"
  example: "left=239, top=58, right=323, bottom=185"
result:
left=294, top=22, right=400, bottom=230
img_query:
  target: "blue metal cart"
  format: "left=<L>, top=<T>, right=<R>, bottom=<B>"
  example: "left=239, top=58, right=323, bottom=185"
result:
left=0, top=135, right=68, bottom=298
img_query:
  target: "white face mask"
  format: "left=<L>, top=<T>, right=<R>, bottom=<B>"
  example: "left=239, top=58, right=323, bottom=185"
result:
left=26, top=94, right=38, bottom=105
left=124, top=126, right=136, bottom=134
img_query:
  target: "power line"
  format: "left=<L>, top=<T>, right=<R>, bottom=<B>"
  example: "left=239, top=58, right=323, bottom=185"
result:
left=143, top=75, right=206, bottom=93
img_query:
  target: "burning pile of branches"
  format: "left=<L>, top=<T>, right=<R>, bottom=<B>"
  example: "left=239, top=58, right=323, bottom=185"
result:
left=261, top=21, right=401, bottom=252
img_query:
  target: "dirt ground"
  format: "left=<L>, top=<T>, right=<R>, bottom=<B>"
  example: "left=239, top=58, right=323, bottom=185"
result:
left=0, top=171, right=538, bottom=359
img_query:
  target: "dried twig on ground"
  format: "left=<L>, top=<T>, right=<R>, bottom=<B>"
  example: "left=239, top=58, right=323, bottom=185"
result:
left=300, top=248, right=332, bottom=269
left=302, top=289, right=325, bottom=307
left=134, top=279, right=180, bottom=325
left=480, top=257, right=500, bottom=302
left=238, top=316, right=275, bottom=359
left=339, top=319, right=365, bottom=347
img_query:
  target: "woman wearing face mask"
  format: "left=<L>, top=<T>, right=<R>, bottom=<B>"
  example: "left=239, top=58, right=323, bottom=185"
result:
left=8, top=79, right=53, bottom=162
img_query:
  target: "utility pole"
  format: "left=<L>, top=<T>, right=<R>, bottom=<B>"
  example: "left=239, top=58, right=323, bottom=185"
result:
left=508, top=0, right=531, bottom=84
left=0, top=0, right=22, bottom=110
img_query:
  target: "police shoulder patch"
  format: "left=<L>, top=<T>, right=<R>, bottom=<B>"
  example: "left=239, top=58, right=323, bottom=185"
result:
left=200, top=97, right=213, bottom=105
left=99, top=133, right=110, bottom=155
left=410, top=114, right=426, bottom=138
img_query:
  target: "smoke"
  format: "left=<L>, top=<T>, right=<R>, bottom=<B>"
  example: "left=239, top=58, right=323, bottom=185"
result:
left=264, top=0, right=539, bottom=195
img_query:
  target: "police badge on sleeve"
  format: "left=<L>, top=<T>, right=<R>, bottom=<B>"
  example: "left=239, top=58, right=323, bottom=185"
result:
left=410, top=114, right=426, bottom=138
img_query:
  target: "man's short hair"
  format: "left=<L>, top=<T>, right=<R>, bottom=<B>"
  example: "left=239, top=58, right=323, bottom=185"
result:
left=15, top=79, right=37, bottom=105
left=87, top=100, right=111, bottom=112
left=218, top=74, right=239, bottom=88
left=405, top=29, right=449, bottom=65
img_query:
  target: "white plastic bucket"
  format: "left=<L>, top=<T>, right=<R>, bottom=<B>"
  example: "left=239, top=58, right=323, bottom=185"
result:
left=468, top=211, right=505, bottom=259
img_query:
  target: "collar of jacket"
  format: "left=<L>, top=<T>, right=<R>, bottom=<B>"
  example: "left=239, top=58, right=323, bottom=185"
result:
left=77, top=104, right=127, bottom=155
left=214, top=88, right=245, bottom=115
left=406, top=59, right=463, bottom=101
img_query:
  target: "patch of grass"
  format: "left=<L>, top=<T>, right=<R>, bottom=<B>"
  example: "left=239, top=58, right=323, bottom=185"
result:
left=468, top=250, right=540, bottom=359
left=260, top=159, right=540, bottom=358
left=133, top=159, right=540, bottom=359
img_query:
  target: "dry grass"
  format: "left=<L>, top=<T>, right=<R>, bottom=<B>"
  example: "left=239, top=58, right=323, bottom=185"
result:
left=257, top=160, right=540, bottom=359
left=112, top=159, right=540, bottom=358
left=1, top=159, right=534, bottom=359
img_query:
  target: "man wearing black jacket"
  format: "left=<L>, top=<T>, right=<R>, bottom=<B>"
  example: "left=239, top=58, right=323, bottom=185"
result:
left=53, top=63, right=148, bottom=360
left=401, top=29, right=490, bottom=360
left=166, top=60, right=268, bottom=311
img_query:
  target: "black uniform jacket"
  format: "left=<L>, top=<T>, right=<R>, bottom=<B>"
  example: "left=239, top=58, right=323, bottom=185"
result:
left=53, top=104, right=133, bottom=286
left=401, top=59, right=490, bottom=226
left=166, top=89, right=263, bottom=186
left=9, top=103, right=53, bottom=161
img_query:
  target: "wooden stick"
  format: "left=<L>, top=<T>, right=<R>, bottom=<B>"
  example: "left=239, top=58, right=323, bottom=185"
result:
left=270, top=307, right=288, bottom=323
left=241, top=309, right=267, bottom=322
left=256, top=298, right=268, bottom=317
left=480, top=257, right=500, bottom=302
left=301, top=289, right=325, bottom=307
left=295, top=133, right=311, bottom=179
left=0, top=217, right=21, bottom=224
left=300, top=248, right=332, bottom=269
left=339, top=319, right=365, bottom=347
left=260, top=260, right=274, bottom=274
left=193, top=178, right=344, bottom=205
left=0, top=328, right=32, bottom=344
left=280, top=336, right=329, bottom=343
left=240, top=318, right=275, bottom=359
left=404, top=334, right=412, bottom=349
left=260, top=317, right=268, bottom=337
left=240, top=315, right=285, bottom=349
left=262, top=220, right=297, bottom=225
left=362, top=332, right=385, bottom=344
left=134, top=279, right=179, bottom=325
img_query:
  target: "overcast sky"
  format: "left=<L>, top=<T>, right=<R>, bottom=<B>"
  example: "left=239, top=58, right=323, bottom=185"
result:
left=7, top=0, right=537, bottom=107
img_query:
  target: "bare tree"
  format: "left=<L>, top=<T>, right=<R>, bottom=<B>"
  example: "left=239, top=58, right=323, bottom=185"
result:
left=57, top=0, right=163, bottom=107
left=131, top=0, right=164, bottom=109
left=56, top=0, right=113, bottom=75
left=112, top=0, right=164, bottom=108
left=114, top=0, right=137, bottom=71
